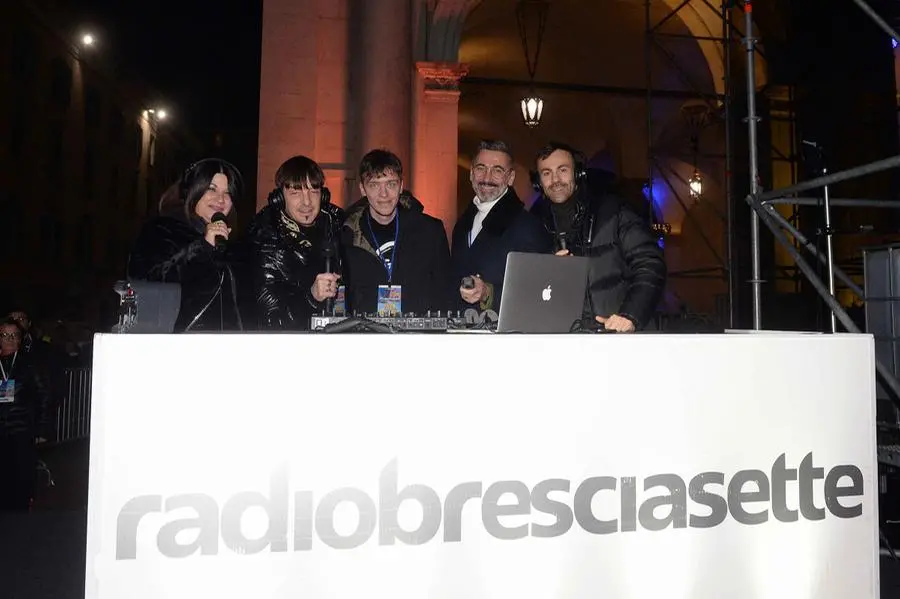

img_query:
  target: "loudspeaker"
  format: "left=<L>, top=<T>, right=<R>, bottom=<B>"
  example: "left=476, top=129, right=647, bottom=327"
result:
left=863, top=244, right=900, bottom=424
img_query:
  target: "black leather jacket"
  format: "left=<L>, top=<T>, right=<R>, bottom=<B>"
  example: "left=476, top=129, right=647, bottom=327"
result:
left=0, top=351, right=51, bottom=439
left=531, top=170, right=666, bottom=329
left=127, top=217, right=243, bottom=332
left=247, top=203, right=345, bottom=330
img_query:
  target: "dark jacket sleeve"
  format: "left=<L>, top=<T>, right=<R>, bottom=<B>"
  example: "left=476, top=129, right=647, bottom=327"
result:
left=430, top=220, right=455, bottom=312
left=127, top=219, right=214, bottom=283
left=615, top=208, right=667, bottom=327
left=516, top=212, right=555, bottom=255
left=251, top=235, right=320, bottom=330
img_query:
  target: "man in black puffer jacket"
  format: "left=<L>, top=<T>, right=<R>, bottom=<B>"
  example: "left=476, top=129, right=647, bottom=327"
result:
left=530, top=142, right=666, bottom=332
left=247, top=156, right=344, bottom=330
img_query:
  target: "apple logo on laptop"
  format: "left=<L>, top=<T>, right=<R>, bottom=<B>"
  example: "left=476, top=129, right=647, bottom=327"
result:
left=541, top=285, right=552, bottom=301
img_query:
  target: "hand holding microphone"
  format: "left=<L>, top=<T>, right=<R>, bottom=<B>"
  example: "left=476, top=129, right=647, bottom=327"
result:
left=460, top=275, right=487, bottom=304
left=205, top=212, right=231, bottom=249
left=555, top=232, right=571, bottom=256
left=311, top=273, right=341, bottom=303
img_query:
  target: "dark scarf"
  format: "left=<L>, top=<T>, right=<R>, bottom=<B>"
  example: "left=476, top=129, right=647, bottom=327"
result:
left=278, top=209, right=323, bottom=250
left=550, top=198, right=580, bottom=235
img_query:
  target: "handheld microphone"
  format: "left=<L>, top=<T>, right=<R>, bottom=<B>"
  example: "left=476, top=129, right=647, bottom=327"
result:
left=322, top=244, right=336, bottom=316
left=556, top=231, right=568, bottom=253
left=211, top=212, right=228, bottom=250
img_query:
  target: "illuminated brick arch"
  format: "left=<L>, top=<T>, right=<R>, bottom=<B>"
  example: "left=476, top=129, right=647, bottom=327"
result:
left=447, top=0, right=768, bottom=93
left=662, top=0, right=768, bottom=93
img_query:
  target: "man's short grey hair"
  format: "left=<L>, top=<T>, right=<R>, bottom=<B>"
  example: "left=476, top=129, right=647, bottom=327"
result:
left=473, top=139, right=513, bottom=163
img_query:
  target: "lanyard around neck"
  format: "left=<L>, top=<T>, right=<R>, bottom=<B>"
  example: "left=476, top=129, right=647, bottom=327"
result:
left=366, top=211, right=399, bottom=283
left=0, top=351, right=17, bottom=382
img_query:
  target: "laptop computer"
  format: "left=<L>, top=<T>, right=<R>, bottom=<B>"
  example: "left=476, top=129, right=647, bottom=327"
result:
left=497, top=252, right=589, bottom=333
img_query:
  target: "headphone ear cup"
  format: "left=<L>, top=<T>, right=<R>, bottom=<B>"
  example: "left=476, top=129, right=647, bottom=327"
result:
left=574, top=151, right=588, bottom=184
left=268, top=188, right=285, bottom=209
left=321, top=186, right=331, bottom=206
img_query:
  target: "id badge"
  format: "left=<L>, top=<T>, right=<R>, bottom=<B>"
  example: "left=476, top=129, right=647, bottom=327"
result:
left=334, top=285, right=347, bottom=316
left=377, top=285, right=402, bottom=316
left=0, top=379, right=16, bottom=404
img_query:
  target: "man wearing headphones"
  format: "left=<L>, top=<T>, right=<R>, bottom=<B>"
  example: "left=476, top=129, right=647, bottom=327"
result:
left=530, top=142, right=666, bottom=332
left=246, top=155, right=344, bottom=330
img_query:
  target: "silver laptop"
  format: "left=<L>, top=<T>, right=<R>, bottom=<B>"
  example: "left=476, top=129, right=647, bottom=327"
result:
left=497, top=252, right=589, bottom=333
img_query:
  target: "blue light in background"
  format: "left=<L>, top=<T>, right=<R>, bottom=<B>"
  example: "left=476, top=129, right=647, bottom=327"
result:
left=642, top=179, right=668, bottom=216
left=657, top=237, right=665, bottom=249
left=894, top=38, right=898, bottom=49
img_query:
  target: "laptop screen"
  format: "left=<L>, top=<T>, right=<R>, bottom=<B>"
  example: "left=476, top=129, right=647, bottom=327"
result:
left=497, top=252, right=589, bottom=333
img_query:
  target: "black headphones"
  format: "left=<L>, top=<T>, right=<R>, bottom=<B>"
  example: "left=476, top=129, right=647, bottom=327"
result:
left=180, top=158, right=243, bottom=201
left=530, top=143, right=588, bottom=194
left=268, top=185, right=332, bottom=209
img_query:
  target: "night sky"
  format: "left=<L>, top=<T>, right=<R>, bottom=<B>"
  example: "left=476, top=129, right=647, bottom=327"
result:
left=75, top=0, right=263, bottom=200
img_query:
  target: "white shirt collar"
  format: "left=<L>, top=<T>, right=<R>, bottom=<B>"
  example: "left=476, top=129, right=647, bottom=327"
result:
left=473, top=187, right=509, bottom=213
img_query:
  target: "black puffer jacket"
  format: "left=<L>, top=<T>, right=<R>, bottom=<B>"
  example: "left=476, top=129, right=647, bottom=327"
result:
left=127, top=217, right=243, bottom=332
left=530, top=169, right=666, bottom=330
left=246, top=202, right=345, bottom=330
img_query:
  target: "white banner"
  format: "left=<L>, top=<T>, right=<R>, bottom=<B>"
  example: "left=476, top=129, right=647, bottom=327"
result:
left=85, top=333, right=880, bottom=599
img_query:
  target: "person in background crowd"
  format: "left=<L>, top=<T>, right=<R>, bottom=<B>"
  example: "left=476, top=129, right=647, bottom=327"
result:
left=247, top=155, right=343, bottom=330
left=0, top=318, right=51, bottom=511
left=341, top=149, right=452, bottom=315
left=127, top=158, right=245, bottom=332
left=8, top=310, right=52, bottom=359
left=8, top=310, right=63, bottom=437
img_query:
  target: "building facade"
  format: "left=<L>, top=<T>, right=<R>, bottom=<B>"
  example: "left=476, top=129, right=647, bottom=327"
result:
left=258, top=0, right=898, bottom=327
left=0, top=0, right=200, bottom=327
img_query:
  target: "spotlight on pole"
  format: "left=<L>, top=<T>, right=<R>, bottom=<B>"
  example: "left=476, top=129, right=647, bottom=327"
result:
left=156, top=109, right=168, bottom=120
left=81, top=33, right=95, bottom=47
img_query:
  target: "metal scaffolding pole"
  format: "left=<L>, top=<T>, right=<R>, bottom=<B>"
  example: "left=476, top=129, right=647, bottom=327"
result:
left=764, top=197, right=900, bottom=208
left=743, top=1, right=762, bottom=329
left=645, top=0, right=655, bottom=224
left=747, top=194, right=900, bottom=409
left=758, top=154, right=900, bottom=202
left=850, top=0, right=900, bottom=41
left=822, top=167, right=837, bottom=332
left=762, top=205, right=865, bottom=299
left=723, top=0, right=735, bottom=328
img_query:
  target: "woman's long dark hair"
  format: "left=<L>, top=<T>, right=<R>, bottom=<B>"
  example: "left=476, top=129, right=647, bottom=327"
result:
left=158, top=158, right=243, bottom=225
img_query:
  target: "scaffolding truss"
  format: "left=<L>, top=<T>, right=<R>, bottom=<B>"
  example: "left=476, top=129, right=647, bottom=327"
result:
left=642, top=0, right=900, bottom=414
left=741, top=0, right=900, bottom=416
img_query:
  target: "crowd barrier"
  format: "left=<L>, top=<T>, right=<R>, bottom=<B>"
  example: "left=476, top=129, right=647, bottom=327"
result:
left=55, top=367, right=92, bottom=443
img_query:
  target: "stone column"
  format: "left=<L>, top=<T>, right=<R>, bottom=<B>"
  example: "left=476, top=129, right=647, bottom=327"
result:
left=257, top=0, right=321, bottom=210
left=357, top=0, right=412, bottom=167
left=411, top=61, right=469, bottom=239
